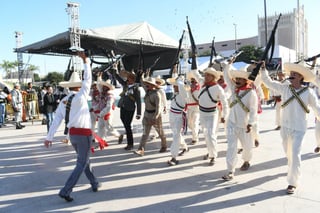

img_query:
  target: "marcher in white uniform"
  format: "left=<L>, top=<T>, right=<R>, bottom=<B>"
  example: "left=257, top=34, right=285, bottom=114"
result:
left=185, top=69, right=201, bottom=145
left=198, top=67, right=228, bottom=166
left=166, top=76, right=189, bottom=166
left=97, top=79, right=123, bottom=143
left=261, top=61, right=320, bottom=194
left=221, top=64, right=258, bottom=181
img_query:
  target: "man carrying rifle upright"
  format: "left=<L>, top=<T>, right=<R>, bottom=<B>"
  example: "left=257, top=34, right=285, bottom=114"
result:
left=260, top=61, right=320, bottom=194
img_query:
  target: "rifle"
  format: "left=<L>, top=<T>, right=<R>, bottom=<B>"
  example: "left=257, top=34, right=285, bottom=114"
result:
left=138, top=38, right=144, bottom=72
left=301, top=53, right=320, bottom=69
left=186, top=16, right=197, bottom=70
left=208, top=37, right=217, bottom=67
left=170, top=30, right=185, bottom=77
left=248, top=13, right=282, bottom=81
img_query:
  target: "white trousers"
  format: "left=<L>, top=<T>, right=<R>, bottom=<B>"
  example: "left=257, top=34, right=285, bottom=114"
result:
left=187, top=107, right=200, bottom=142
left=98, top=116, right=120, bottom=140
left=275, top=101, right=281, bottom=127
left=169, top=112, right=187, bottom=158
left=280, top=127, right=305, bottom=187
left=225, top=121, right=254, bottom=173
left=200, top=111, right=219, bottom=159
left=315, top=119, right=320, bottom=147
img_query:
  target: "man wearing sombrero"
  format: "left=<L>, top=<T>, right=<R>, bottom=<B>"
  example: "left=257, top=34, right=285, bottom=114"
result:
left=221, top=63, right=258, bottom=181
left=113, top=69, right=142, bottom=151
left=134, top=76, right=167, bottom=156
left=185, top=69, right=201, bottom=145
left=261, top=61, right=320, bottom=194
left=44, top=52, right=100, bottom=202
left=97, top=78, right=123, bottom=144
left=166, top=76, right=189, bottom=165
left=198, top=67, right=229, bottom=166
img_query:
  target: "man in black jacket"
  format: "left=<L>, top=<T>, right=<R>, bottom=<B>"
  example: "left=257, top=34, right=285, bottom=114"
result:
left=114, top=70, right=141, bottom=150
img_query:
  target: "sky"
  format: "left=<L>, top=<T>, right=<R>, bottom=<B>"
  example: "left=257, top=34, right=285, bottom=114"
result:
left=1, top=0, right=319, bottom=77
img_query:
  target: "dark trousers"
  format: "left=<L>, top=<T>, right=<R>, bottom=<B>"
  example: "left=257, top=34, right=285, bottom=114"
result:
left=59, top=134, right=98, bottom=196
left=120, top=107, right=135, bottom=146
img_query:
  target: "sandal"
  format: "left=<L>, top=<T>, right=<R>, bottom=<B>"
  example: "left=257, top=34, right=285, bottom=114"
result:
left=286, top=185, right=296, bottom=194
left=222, top=172, right=234, bottom=181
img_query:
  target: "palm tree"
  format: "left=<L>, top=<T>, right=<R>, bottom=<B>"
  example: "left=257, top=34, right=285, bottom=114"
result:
left=25, top=64, right=40, bottom=82
left=0, top=60, right=18, bottom=79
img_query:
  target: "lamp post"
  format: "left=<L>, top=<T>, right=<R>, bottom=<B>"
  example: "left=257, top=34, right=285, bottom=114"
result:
left=233, top=23, right=237, bottom=51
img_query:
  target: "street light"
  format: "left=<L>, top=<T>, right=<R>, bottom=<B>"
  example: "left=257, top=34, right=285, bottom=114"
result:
left=233, top=23, right=237, bottom=50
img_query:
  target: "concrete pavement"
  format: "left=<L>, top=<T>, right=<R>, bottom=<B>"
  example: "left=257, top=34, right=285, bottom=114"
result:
left=1, top=103, right=320, bottom=213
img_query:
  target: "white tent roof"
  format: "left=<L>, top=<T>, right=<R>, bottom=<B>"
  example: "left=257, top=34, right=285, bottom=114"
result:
left=16, top=22, right=179, bottom=70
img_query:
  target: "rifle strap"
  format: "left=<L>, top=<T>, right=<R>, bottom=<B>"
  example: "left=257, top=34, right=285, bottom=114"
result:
left=191, top=91, right=199, bottom=104
left=199, top=86, right=218, bottom=103
left=64, top=94, right=75, bottom=134
left=229, top=89, right=251, bottom=112
left=172, top=94, right=185, bottom=110
left=281, top=86, right=309, bottom=113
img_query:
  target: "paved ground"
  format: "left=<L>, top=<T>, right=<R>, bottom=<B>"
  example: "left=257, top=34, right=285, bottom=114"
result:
left=1, top=102, right=320, bottom=213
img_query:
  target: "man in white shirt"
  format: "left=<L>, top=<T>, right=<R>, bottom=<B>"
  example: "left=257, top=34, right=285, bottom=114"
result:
left=44, top=52, right=100, bottom=202
left=261, top=61, right=320, bottom=194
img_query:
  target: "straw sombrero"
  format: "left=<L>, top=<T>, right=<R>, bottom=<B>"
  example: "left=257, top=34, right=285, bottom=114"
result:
left=142, top=77, right=159, bottom=88
left=202, top=67, right=222, bottom=79
left=229, top=64, right=255, bottom=81
left=166, top=76, right=189, bottom=91
left=119, top=70, right=136, bottom=79
left=186, top=69, right=202, bottom=82
left=59, top=72, right=82, bottom=88
left=98, top=79, right=115, bottom=90
left=166, top=77, right=179, bottom=86
left=154, top=75, right=165, bottom=86
left=283, top=62, right=316, bottom=82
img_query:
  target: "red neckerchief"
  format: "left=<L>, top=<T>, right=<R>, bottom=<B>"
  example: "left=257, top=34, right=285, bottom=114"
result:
left=191, top=83, right=200, bottom=93
left=235, top=84, right=252, bottom=94
left=202, top=81, right=217, bottom=88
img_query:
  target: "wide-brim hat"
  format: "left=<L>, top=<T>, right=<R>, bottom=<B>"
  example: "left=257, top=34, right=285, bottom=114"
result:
left=98, top=79, right=115, bottom=90
left=142, top=77, right=159, bottom=88
left=166, top=77, right=179, bottom=86
left=154, top=75, right=165, bottom=86
left=229, top=64, right=254, bottom=81
left=186, top=69, right=202, bottom=81
left=59, top=72, right=82, bottom=88
left=203, top=67, right=222, bottom=79
left=283, top=62, right=316, bottom=82
left=119, top=70, right=136, bottom=79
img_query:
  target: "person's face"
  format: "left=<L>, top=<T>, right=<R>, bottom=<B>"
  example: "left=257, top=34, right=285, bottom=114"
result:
left=289, top=71, right=303, bottom=83
left=102, top=86, right=109, bottom=92
left=145, top=82, right=155, bottom=91
left=126, top=76, right=135, bottom=85
left=47, top=87, right=53, bottom=93
left=204, top=73, right=215, bottom=83
left=235, top=78, right=248, bottom=88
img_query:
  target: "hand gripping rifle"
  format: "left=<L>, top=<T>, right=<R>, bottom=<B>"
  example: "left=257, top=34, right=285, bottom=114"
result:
left=248, top=13, right=282, bottom=81
left=170, top=30, right=185, bottom=77
left=186, top=16, right=198, bottom=70
left=208, top=37, right=217, bottom=67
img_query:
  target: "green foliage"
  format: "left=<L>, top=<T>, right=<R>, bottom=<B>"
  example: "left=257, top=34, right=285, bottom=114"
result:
left=42, top=71, right=64, bottom=85
left=236, top=45, right=264, bottom=63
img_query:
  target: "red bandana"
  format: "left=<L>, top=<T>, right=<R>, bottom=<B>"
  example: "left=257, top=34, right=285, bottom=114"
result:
left=235, top=84, right=252, bottom=94
left=202, top=81, right=217, bottom=88
left=191, top=83, right=200, bottom=93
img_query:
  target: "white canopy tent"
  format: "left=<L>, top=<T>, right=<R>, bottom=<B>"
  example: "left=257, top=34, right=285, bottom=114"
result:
left=16, top=22, right=179, bottom=71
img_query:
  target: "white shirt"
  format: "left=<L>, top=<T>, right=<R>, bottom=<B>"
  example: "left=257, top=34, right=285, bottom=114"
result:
left=224, top=64, right=258, bottom=127
left=261, top=68, right=320, bottom=131
left=46, top=59, right=92, bottom=141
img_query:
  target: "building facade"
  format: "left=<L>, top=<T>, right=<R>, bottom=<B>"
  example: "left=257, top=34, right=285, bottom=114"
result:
left=196, top=6, right=308, bottom=64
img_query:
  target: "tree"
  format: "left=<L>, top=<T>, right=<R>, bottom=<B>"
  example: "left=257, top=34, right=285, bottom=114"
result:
left=43, top=71, right=64, bottom=85
left=0, top=60, right=18, bottom=78
left=33, top=73, right=41, bottom=82
left=25, top=64, right=40, bottom=82
left=236, top=45, right=264, bottom=63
